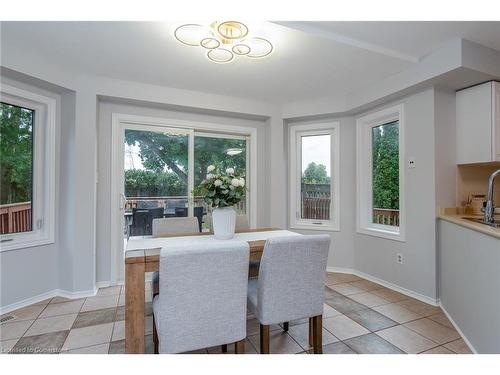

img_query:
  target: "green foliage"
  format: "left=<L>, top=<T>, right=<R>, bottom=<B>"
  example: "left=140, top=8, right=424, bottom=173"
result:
left=124, top=131, right=246, bottom=199
left=125, top=169, right=186, bottom=197
left=372, top=121, right=399, bottom=210
left=193, top=167, right=246, bottom=208
left=302, top=162, right=330, bottom=184
left=194, top=136, right=246, bottom=186
left=0, top=103, right=33, bottom=204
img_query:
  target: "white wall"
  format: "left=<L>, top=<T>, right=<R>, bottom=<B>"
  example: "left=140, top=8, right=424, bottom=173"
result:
left=0, top=74, right=62, bottom=309
left=353, top=89, right=439, bottom=302
left=96, top=100, right=270, bottom=284
left=284, top=117, right=356, bottom=270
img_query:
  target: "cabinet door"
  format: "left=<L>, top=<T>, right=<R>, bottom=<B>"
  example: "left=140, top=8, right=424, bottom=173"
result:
left=494, top=82, right=500, bottom=161
left=456, top=82, right=493, bottom=164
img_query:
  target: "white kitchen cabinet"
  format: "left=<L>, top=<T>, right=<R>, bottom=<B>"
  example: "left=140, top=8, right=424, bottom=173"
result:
left=456, top=81, right=500, bottom=164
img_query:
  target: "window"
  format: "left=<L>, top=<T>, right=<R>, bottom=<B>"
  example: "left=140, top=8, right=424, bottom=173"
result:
left=121, top=127, right=249, bottom=235
left=356, top=104, right=405, bottom=241
left=289, top=122, right=340, bottom=231
left=194, top=133, right=248, bottom=231
left=0, top=85, right=56, bottom=251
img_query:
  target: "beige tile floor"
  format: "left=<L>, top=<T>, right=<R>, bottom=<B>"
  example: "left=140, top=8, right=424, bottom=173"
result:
left=0, top=272, right=473, bottom=354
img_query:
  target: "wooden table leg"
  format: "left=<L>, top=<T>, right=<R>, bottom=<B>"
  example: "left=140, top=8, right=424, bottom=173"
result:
left=260, top=324, right=270, bottom=354
left=309, top=317, right=313, bottom=348
left=235, top=339, right=245, bottom=354
left=312, top=315, right=323, bottom=354
left=125, top=261, right=145, bottom=353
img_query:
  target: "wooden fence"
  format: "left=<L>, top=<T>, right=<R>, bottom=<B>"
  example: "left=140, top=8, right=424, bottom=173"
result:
left=373, top=208, right=400, bottom=226
left=0, top=202, right=32, bottom=234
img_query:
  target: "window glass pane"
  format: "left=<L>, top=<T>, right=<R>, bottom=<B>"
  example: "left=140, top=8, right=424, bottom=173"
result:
left=194, top=135, right=247, bottom=231
left=371, top=121, right=399, bottom=227
left=300, top=134, right=331, bottom=220
left=124, top=129, right=188, bottom=236
left=0, top=102, right=33, bottom=234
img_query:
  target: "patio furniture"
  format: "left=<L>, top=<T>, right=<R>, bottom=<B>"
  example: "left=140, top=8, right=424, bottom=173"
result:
left=129, top=209, right=150, bottom=236
left=247, top=234, right=330, bottom=353
left=129, top=207, right=164, bottom=236
left=152, top=240, right=250, bottom=353
left=174, top=207, right=188, bottom=217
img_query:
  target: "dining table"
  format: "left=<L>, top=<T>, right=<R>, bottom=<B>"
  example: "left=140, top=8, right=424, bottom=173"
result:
left=124, top=228, right=301, bottom=353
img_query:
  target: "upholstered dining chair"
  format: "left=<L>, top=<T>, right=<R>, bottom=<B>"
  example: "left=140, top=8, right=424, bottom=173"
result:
left=151, top=217, right=200, bottom=296
left=247, top=234, right=330, bottom=354
left=152, top=241, right=249, bottom=354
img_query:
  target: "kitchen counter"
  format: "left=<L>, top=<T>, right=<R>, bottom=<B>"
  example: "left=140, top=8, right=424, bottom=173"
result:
left=438, top=208, right=500, bottom=239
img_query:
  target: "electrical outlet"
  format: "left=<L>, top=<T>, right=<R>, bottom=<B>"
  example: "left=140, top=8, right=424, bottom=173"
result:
left=408, top=157, right=416, bottom=168
left=396, top=253, right=403, bottom=264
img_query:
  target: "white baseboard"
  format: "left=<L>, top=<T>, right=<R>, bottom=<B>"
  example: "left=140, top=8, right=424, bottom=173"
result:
left=439, top=303, right=477, bottom=354
left=326, top=266, right=439, bottom=306
left=0, top=287, right=97, bottom=315
left=95, top=280, right=124, bottom=289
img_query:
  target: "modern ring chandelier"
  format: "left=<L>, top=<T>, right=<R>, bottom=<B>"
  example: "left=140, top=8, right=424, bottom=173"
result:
left=174, top=21, right=274, bottom=63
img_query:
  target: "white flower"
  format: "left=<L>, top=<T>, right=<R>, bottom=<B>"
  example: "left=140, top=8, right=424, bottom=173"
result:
left=239, top=178, right=245, bottom=187
left=207, top=165, right=215, bottom=172
left=231, top=178, right=240, bottom=187
left=225, top=167, right=235, bottom=175
left=206, top=173, right=214, bottom=180
left=214, top=179, right=223, bottom=187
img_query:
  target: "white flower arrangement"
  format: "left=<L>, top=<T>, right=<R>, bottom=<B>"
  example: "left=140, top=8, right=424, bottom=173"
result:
left=193, top=165, right=246, bottom=208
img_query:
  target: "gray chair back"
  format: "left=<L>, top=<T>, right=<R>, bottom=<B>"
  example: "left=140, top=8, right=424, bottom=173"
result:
left=256, top=234, right=330, bottom=325
left=154, top=241, right=249, bottom=353
left=152, top=217, right=199, bottom=237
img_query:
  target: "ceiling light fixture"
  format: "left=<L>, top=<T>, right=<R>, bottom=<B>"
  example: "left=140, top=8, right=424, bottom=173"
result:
left=226, top=148, right=243, bottom=156
left=174, top=21, right=273, bottom=64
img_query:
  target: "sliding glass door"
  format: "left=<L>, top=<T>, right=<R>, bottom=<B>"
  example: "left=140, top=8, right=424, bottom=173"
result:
left=123, top=128, right=190, bottom=237
left=120, top=126, right=249, bottom=240
left=193, top=133, right=248, bottom=231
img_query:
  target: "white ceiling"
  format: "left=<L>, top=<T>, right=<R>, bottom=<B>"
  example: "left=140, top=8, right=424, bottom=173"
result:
left=1, top=21, right=500, bottom=105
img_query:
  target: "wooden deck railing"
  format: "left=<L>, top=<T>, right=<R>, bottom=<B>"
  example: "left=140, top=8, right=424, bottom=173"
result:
left=0, top=202, right=32, bottom=234
left=373, top=208, right=400, bottom=226
left=302, top=197, right=331, bottom=220
left=124, top=196, right=246, bottom=213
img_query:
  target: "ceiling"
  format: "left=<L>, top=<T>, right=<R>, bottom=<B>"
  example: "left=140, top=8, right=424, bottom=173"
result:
left=1, top=21, right=500, bottom=105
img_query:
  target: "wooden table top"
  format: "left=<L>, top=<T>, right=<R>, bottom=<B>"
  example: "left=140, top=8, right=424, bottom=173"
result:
left=124, top=228, right=300, bottom=264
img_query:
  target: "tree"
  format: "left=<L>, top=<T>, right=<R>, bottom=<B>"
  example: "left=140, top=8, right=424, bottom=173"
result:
left=302, top=162, right=330, bottom=184
left=124, top=132, right=246, bottom=195
left=0, top=103, right=33, bottom=204
left=372, top=122, right=399, bottom=210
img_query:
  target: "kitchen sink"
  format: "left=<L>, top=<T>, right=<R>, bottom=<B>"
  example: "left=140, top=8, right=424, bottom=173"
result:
left=461, top=217, right=500, bottom=228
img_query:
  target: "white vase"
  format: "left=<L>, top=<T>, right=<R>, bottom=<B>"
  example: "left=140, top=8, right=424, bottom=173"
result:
left=212, top=207, right=236, bottom=240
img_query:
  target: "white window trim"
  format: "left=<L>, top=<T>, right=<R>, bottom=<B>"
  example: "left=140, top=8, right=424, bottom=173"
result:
left=110, top=113, right=257, bottom=283
left=289, top=122, right=340, bottom=232
left=356, top=104, right=405, bottom=242
left=0, top=84, right=56, bottom=252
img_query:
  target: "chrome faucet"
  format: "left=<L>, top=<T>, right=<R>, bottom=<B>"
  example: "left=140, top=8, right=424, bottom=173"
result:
left=484, top=169, right=500, bottom=224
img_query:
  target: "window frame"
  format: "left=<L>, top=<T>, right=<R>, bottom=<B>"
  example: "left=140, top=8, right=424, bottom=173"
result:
left=289, top=121, right=340, bottom=232
left=356, top=104, right=405, bottom=242
left=111, top=113, right=257, bottom=283
left=0, top=84, right=56, bottom=252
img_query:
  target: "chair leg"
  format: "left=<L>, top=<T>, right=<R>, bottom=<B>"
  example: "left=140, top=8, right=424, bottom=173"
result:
left=234, top=340, right=245, bottom=354
left=283, top=322, right=289, bottom=332
left=221, top=344, right=228, bottom=353
left=312, top=315, right=323, bottom=354
left=153, top=315, right=159, bottom=354
left=308, top=317, right=313, bottom=348
left=260, top=324, right=270, bottom=354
